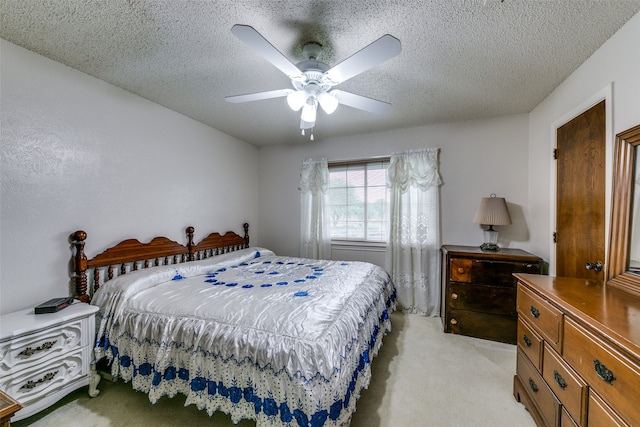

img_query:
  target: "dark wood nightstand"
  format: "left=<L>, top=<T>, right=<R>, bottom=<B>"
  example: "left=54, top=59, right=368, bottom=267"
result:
left=441, top=245, right=542, bottom=344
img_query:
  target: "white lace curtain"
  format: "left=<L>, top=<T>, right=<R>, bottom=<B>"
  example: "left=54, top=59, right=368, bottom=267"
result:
left=385, top=148, right=442, bottom=316
left=299, top=158, right=331, bottom=259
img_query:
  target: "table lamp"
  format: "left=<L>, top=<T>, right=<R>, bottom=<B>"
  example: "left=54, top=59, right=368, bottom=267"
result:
left=473, top=194, right=512, bottom=251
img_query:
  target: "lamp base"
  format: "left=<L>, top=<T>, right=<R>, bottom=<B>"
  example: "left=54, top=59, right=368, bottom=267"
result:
left=480, top=243, right=500, bottom=251
left=480, top=228, right=500, bottom=251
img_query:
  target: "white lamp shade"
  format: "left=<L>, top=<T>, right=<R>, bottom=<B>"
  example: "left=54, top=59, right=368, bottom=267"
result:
left=318, top=91, right=339, bottom=114
left=287, top=90, right=306, bottom=111
left=473, top=196, right=512, bottom=226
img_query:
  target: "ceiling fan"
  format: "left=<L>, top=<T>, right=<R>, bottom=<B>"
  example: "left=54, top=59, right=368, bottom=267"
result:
left=225, top=25, right=402, bottom=140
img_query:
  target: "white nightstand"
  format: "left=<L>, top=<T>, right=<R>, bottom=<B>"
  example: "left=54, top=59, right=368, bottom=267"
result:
left=0, top=301, right=100, bottom=421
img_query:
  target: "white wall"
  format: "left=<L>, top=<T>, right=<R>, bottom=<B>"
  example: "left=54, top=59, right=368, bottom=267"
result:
left=527, top=11, right=640, bottom=266
left=257, top=113, right=531, bottom=264
left=0, top=41, right=259, bottom=314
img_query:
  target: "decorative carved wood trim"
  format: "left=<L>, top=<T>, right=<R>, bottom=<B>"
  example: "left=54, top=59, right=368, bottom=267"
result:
left=607, top=124, right=640, bottom=296
left=194, top=223, right=250, bottom=256
left=71, top=224, right=250, bottom=301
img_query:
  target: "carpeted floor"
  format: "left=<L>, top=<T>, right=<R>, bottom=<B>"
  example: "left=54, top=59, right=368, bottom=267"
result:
left=12, top=313, right=535, bottom=426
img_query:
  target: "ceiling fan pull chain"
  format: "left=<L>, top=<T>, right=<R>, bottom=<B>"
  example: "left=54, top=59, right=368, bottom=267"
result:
left=301, top=129, right=305, bottom=136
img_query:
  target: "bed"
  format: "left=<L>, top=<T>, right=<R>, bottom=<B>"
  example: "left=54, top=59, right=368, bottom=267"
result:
left=71, top=224, right=396, bottom=427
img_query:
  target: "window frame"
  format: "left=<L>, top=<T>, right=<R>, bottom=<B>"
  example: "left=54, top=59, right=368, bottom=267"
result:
left=327, top=157, right=391, bottom=245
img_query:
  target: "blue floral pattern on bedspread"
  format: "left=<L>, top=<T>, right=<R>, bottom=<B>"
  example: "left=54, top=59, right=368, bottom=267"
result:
left=92, top=248, right=396, bottom=426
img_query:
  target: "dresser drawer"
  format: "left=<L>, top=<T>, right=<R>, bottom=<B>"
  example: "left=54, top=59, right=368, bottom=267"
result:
left=451, top=258, right=539, bottom=286
left=517, top=318, right=543, bottom=371
left=542, top=343, right=586, bottom=425
left=0, top=346, right=90, bottom=405
left=516, top=348, right=560, bottom=427
left=560, top=407, right=578, bottom=427
left=0, top=318, right=86, bottom=374
left=563, top=318, right=640, bottom=425
left=448, top=283, right=516, bottom=316
left=587, top=390, right=629, bottom=427
left=517, top=283, right=563, bottom=351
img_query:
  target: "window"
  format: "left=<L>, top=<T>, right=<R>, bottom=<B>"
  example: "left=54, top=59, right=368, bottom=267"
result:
left=327, top=159, right=390, bottom=242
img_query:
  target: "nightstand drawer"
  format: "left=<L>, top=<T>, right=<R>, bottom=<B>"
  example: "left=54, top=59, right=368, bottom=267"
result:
left=563, top=318, right=640, bottom=425
left=516, top=283, right=563, bottom=351
left=517, top=318, right=543, bottom=371
left=542, top=343, right=586, bottom=425
left=450, top=258, right=539, bottom=286
left=448, top=283, right=516, bottom=316
left=447, top=309, right=516, bottom=344
left=0, top=318, right=86, bottom=373
left=0, top=346, right=90, bottom=404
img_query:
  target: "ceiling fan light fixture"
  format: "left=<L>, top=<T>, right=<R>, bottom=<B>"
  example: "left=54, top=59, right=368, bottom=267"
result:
left=227, top=25, right=402, bottom=141
left=286, top=90, right=306, bottom=111
left=301, top=100, right=317, bottom=123
left=318, top=91, right=338, bottom=114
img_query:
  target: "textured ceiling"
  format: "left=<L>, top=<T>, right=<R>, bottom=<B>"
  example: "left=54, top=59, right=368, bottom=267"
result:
left=2, top=1, right=639, bottom=146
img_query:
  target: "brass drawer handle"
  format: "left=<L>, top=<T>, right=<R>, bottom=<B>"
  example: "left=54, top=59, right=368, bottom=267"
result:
left=457, top=267, right=464, bottom=274
left=18, top=370, right=59, bottom=392
left=450, top=318, right=458, bottom=325
left=528, top=378, right=539, bottom=393
left=553, top=370, right=567, bottom=389
left=451, top=292, right=458, bottom=300
left=530, top=305, right=540, bottom=318
left=523, top=334, right=532, bottom=347
left=18, top=340, right=57, bottom=358
left=593, top=359, right=616, bottom=384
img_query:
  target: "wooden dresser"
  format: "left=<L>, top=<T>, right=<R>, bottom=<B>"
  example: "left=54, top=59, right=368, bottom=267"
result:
left=513, top=274, right=640, bottom=426
left=441, top=245, right=542, bottom=344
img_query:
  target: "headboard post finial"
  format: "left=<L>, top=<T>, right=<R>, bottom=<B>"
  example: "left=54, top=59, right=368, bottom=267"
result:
left=186, top=226, right=195, bottom=261
left=243, top=223, right=250, bottom=248
left=72, top=230, right=90, bottom=303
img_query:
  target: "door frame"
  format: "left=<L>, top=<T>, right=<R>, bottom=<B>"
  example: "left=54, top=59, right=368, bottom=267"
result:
left=548, top=84, right=613, bottom=276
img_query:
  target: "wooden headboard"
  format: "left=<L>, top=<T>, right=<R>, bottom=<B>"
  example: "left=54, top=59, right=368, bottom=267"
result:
left=71, top=223, right=249, bottom=302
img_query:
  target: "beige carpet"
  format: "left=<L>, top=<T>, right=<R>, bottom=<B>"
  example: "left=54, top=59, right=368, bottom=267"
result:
left=13, top=313, right=535, bottom=426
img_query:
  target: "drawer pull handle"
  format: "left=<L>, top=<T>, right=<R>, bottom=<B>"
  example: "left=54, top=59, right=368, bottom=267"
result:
left=528, top=378, right=539, bottom=393
left=451, top=292, right=458, bottom=300
left=530, top=306, right=540, bottom=318
left=450, top=318, right=458, bottom=325
left=553, top=370, right=567, bottom=389
left=18, top=370, right=59, bottom=392
left=523, top=334, right=532, bottom=347
left=457, top=267, right=464, bottom=274
left=593, top=359, right=616, bottom=384
left=585, top=261, right=603, bottom=272
left=17, top=340, right=57, bottom=358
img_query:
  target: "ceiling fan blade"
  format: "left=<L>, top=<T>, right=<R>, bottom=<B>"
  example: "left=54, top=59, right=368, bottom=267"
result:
left=225, top=89, right=293, bottom=103
left=325, top=34, right=401, bottom=85
left=332, top=90, right=392, bottom=115
left=231, top=24, right=303, bottom=79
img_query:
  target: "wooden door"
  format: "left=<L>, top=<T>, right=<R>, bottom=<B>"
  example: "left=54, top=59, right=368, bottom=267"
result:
left=556, top=100, right=606, bottom=279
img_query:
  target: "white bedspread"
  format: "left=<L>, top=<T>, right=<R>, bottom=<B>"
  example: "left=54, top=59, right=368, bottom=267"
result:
left=92, top=248, right=396, bottom=427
